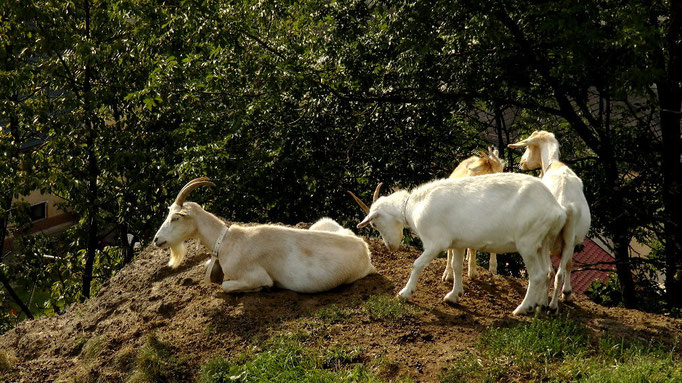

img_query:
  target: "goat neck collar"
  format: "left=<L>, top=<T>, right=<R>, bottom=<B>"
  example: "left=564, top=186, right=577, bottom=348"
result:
left=212, top=225, right=228, bottom=256
left=401, top=193, right=411, bottom=229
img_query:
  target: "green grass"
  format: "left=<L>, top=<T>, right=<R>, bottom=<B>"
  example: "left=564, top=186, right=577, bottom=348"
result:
left=480, top=315, right=590, bottom=365
left=128, top=333, right=188, bottom=383
left=363, top=295, right=414, bottom=321
left=313, top=304, right=354, bottom=324
left=198, top=335, right=382, bottom=383
left=80, top=336, right=105, bottom=362
left=441, top=316, right=682, bottom=383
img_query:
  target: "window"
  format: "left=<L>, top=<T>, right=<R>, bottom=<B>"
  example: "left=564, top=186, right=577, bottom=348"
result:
left=29, top=202, right=47, bottom=222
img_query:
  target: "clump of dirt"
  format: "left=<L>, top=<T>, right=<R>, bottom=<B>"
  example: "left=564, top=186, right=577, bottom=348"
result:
left=2, top=224, right=681, bottom=382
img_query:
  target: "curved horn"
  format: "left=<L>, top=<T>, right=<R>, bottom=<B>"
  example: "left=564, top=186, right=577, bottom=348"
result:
left=175, top=177, right=215, bottom=206
left=372, top=182, right=383, bottom=203
left=347, top=190, right=370, bottom=214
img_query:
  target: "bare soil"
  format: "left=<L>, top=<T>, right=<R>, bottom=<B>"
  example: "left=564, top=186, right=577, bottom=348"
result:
left=2, top=224, right=681, bottom=382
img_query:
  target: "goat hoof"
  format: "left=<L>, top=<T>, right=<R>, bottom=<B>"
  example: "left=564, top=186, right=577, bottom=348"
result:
left=562, top=291, right=573, bottom=302
left=441, top=273, right=454, bottom=283
left=513, top=304, right=534, bottom=316
left=396, top=288, right=412, bottom=301
left=443, top=291, right=462, bottom=304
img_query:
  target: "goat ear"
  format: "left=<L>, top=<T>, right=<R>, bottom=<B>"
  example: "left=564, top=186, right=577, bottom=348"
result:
left=176, top=210, right=189, bottom=217
left=507, top=140, right=527, bottom=149
left=357, top=212, right=378, bottom=229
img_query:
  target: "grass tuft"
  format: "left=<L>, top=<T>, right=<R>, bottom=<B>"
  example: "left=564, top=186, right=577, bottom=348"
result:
left=313, top=304, right=353, bottom=324
left=128, top=333, right=188, bottom=383
left=479, top=315, right=590, bottom=364
left=113, top=344, right=136, bottom=372
left=80, top=336, right=105, bottom=362
left=363, top=295, right=413, bottom=321
left=441, top=316, right=682, bottom=383
left=198, top=335, right=382, bottom=383
left=0, top=350, right=16, bottom=372
left=323, top=345, right=363, bottom=370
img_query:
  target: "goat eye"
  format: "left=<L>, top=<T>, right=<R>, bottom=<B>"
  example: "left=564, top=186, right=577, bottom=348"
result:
left=171, top=216, right=180, bottom=222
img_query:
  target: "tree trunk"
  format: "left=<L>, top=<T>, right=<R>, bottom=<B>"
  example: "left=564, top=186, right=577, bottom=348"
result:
left=659, top=0, right=682, bottom=310
left=494, top=107, right=506, bottom=160
left=0, top=274, right=34, bottom=320
left=80, top=0, right=98, bottom=299
left=0, top=113, right=34, bottom=319
left=81, top=125, right=98, bottom=299
left=658, top=86, right=682, bottom=308
left=599, top=137, right=637, bottom=307
left=0, top=195, right=34, bottom=320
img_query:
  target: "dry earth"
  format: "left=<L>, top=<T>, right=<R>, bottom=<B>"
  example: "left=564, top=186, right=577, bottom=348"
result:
left=2, top=223, right=681, bottom=382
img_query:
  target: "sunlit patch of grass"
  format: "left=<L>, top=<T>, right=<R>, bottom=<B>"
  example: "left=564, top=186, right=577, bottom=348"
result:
left=555, top=336, right=682, bottom=383
left=439, top=352, right=506, bottom=383
left=363, top=295, right=414, bottom=321
left=198, top=335, right=382, bottom=383
left=479, top=315, right=590, bottom=366
left=440, top=316, right=682, bottom=383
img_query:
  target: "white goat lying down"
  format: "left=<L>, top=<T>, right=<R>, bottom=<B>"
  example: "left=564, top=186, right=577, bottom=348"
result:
left=349, top=173, right=566, bottom=315
left=153, top=178, right=376, bottom=293
left=309, top=217, right=355, bottom=236
left=445, top=147, right=506, bottom=279
left=509, top=130, right=591, bottom=311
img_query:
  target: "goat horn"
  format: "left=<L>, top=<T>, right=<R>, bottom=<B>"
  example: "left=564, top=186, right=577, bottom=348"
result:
left=175, top=177, right=215, bottom=206
left=373, top=182, right=383, bottom=203
left=347, top=190, right=370, bottom=214
left=176, top=177, right=210, bottom=199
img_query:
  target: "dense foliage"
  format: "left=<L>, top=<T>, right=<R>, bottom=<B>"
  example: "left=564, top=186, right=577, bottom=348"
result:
left=0, top=0, right=680, bottom=330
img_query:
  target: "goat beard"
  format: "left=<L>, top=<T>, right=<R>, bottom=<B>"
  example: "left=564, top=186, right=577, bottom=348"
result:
left=168, top=242, right=187, bottom=268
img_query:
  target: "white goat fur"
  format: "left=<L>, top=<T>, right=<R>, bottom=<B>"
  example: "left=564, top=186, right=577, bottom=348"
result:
left=154, top=191, right=375, bottom=293
left=309, top=217, right=355, bottom=236
left=357, top=173, right=566, bottom=315
left=444, top=147, right=505, bottom=280
left=509, top=131, right=591, bottom=311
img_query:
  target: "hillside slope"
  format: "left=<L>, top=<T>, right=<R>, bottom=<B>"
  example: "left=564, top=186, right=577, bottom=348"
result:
left=2, top=226, right=681, bottom=382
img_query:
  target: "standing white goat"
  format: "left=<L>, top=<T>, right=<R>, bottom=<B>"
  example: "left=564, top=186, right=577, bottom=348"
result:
left=445, top=147, right=506, bottom=280
left=508, top=131, right=591, bottom=311
left=349, top=173, right=566, bottom=315
left=153, top=178, right=376, bottom=293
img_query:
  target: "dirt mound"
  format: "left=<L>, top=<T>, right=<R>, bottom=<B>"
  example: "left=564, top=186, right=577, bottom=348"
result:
left=2, top=227, right=681, bottom=382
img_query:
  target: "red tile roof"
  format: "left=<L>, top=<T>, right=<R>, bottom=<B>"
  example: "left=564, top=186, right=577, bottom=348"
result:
left=550, top=237, right=615, bottom=295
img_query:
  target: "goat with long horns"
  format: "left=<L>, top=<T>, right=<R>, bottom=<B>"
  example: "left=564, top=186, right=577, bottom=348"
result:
left=153, top=177, right=376, bottom=293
